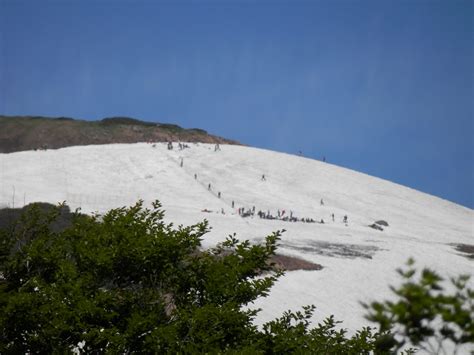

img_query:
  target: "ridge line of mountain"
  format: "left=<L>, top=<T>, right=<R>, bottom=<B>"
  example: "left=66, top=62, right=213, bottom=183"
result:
left=0, top=115, right=241, bottom=153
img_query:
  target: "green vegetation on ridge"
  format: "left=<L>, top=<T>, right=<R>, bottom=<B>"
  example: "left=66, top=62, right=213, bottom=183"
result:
left=0, top=115, right=238, bottom=153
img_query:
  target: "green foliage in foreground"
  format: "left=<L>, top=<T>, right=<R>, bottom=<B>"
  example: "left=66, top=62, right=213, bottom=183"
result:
left=364, top=258, right=474, bottom=354
left=0, top=201, right=472, bottom=354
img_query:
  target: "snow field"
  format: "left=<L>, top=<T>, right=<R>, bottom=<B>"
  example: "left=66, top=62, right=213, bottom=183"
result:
left=0, top=143, right=472, bottom=347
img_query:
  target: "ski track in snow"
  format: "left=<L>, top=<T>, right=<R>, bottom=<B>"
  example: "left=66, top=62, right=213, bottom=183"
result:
left=1, top=142, right=473, bottom=351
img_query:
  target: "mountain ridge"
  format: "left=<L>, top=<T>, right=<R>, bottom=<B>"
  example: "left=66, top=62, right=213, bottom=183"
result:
left=0, top=115, right=241, bottom=153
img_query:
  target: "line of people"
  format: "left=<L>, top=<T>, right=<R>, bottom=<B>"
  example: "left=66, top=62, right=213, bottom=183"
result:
left=166, top=142, right=349, bottom=226
left=203, top=175, right=349, bottom=225
left=167, top=141, right=191, bottom=150
left=236, top=205, right=348, bottom=225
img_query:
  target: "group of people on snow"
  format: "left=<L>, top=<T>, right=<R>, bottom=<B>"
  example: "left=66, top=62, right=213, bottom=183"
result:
left=167, top=141, right=191, bottom=151
left=178, top=142, right=190, bottom=150
left=161, top=141, right=349, bottom=226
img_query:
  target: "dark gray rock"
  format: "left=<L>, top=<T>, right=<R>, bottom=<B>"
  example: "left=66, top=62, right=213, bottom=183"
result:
left=369, top=223, right=384, bottom=231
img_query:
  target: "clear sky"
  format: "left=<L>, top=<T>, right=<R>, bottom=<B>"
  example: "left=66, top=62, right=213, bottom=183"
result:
left=1, top=0, right=473, bottom=208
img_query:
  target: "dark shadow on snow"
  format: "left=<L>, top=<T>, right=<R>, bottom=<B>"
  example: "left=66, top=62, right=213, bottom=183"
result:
left=280, top=241, right=382, bottom=260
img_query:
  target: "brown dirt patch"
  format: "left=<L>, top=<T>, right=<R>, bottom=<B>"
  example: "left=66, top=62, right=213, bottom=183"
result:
left=270, top=254, right=323, bottom=271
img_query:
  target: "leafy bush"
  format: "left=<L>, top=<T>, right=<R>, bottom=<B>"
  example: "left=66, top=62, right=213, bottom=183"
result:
left=363, top=258, right=474, bottom=354
left=99, top=117, right=157, bottom=127
left=0, top=202, right=472, bottom=354
left=157, top=123, right=184, bottom=132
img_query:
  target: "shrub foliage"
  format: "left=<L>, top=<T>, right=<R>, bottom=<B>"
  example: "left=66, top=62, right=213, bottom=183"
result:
left=0, top=201, right=472, bottom=354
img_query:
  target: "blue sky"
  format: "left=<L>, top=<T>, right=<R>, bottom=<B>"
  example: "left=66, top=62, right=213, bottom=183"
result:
left=1, top=0, right=473, bottom=208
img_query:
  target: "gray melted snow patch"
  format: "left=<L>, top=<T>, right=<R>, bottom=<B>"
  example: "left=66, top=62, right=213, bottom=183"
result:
left=281, top=241, right=382, bottom=259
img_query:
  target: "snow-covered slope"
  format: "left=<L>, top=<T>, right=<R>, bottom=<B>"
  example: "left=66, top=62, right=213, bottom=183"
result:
left=1, top=143, right=472, bottom=336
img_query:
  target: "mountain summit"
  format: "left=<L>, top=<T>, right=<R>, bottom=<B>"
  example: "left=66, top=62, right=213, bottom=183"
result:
left=0, top=115, right=239, bottom=153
